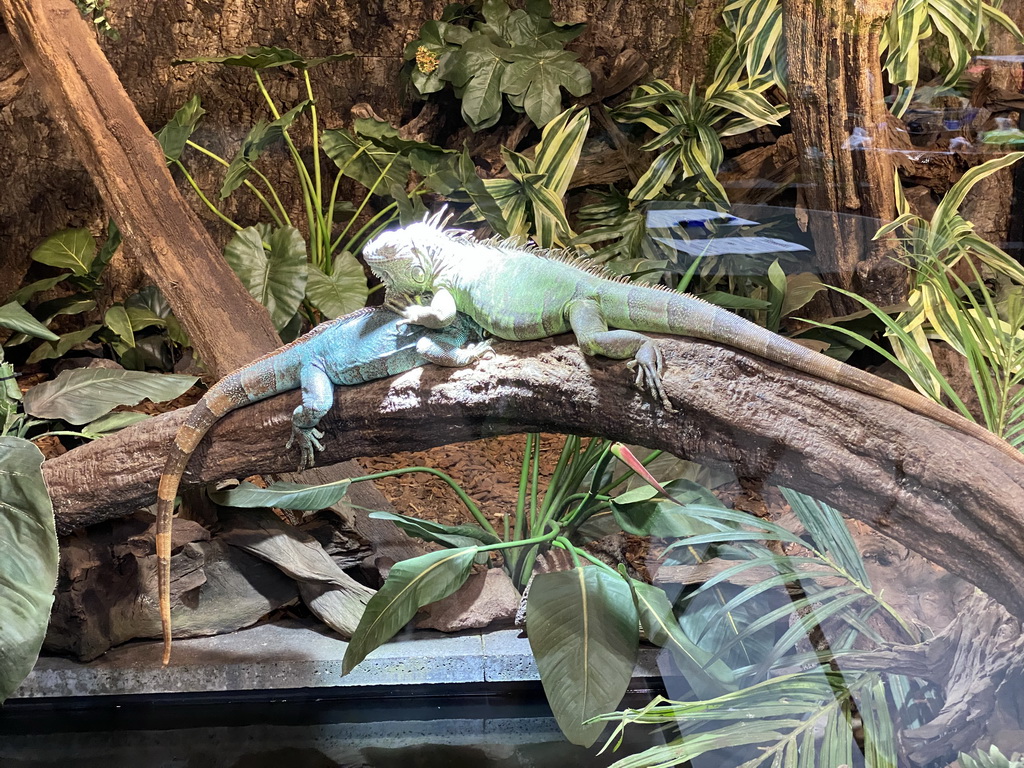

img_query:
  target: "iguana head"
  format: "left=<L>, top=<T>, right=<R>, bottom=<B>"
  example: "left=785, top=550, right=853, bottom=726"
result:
left=363, top=220, right=452, bottom=294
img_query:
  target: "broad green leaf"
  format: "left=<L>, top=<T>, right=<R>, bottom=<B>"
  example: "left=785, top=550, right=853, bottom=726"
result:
left=180, top=46, right=353, bottom=70
left=26, top=325, right=102, bottom=364
left=103, top=305, right=134, bottom=347
left=499, top=48, right=591, bottom=127
left=220, top=101, right=312, bottom=198
left=305, top=255, right=368, bottom=320
left=80, top=411, right=151, bottom=438
left=11, top=275, right=68, bottom=305
left=155, top=95, right=205, bottom=163
left=438, top=35, right=509, bottom=131
left=211, top=478, right=352, bottom=511
left=30, top=228, right=96, bottom=276
left=224, top=225, right=308, bottom=331
left=0, top=303, right=58, bottom=342
left=0, top=360, right=22, bottom=437
left=631, top=580, right=735, bottom=698
left=526, top=567, right=638, bottom=747
left=343, top=547, right=478, bottom=672
left=0, top=437, right=57, bottom=703
left=370, top=510, right=503, bottom=548
left=611, top=478, right=726, bottom=538
left=22, top=368, right=197, bottom=425
left=322, top=128, right=411, bottom=192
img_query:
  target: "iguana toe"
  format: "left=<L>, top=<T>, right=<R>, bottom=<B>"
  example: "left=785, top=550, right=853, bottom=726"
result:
left=627, top=341, right=675, bottom=412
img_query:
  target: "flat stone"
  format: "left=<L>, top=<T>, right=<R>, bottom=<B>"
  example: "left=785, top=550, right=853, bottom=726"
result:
left=416, top=568, right=521, bottom=632
left=12, top=618, right=664, bottom=699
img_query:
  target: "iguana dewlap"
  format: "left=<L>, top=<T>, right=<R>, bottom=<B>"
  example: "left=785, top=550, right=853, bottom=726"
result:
left=155, top=307, right=489, bottom=664
left=362, top=214, right=1024, bottom=469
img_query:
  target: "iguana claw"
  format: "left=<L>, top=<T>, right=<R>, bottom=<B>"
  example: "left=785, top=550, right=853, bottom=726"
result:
left=626, top=340, right=675, bottom=412
left=287, top=426, right=325, bottom=471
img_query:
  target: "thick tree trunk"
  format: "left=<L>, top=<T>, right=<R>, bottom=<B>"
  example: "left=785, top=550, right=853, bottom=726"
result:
left=41, top=335, right=1024, bottom=624
left=784, top=0, right=906, bottom=316
left=0, top=0, right=279, bottom=376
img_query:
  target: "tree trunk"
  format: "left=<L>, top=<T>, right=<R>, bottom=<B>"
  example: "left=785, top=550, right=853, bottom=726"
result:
left=784, top=0, right=906, bottom=316
left=40, top=334, right=1024, bottom=625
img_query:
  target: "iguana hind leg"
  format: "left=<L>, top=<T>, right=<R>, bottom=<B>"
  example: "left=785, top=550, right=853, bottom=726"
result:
left=567, top=299, right=674, bottom=411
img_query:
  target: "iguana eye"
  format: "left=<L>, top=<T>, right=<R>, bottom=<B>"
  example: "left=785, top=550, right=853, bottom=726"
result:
left=411, top=265, right=426, bottom=283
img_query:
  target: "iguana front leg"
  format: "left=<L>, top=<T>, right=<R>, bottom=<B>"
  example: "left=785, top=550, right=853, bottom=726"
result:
left=395, top=287, right=458, bottom=329
left=286, top=363, right=333, bottom=470
left=416, top=335, right=494, bottom=366
left=567, top=299, right=674, bottom=411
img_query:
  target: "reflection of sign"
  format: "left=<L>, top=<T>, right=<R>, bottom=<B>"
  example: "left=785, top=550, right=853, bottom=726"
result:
left=646, top=208, right=758, bottom=229
left=652, top=235, right=810, bottom=256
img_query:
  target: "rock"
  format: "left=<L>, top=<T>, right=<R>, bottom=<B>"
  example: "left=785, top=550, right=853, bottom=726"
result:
left=416, top=568, right=521, bottom=632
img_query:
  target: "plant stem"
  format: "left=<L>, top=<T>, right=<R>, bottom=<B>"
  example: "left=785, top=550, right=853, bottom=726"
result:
left=172, top=161, right=242, bottom=231
left=184, top=140, right=288, bottom=226
left=348, top=466, right=498, bottom=539
left=303, top=69, right=323, bottom=224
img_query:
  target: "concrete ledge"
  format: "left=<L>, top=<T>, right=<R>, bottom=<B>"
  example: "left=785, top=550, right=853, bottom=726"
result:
left=13, top=619, right=665, bottom=699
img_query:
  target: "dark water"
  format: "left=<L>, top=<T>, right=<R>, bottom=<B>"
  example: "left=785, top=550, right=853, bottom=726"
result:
left=0, top=684, right=666, bottom=767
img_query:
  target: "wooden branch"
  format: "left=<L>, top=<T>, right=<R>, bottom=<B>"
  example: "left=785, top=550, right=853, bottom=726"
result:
left=0, top=0, right=279, bottom=377
left=42, top=336, right=1024, bottom=622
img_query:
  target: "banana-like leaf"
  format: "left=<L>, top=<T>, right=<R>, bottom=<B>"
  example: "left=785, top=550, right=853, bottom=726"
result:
left=22, top=368, right=197, bottom=425
left=526, top=567, right=638, bottom=747
left=224, top=224, right=308, bottom=331
left=305, top=255, right=369, bottom=320
left=343, top=547, right=478, bottom=673
left=610, top=479, right=725, bottom=537
left=30, top=228, right=96, bottom=276
left=211, top=478, right=352, bottom=511
left=25, top=324, right=102, bottom=365
left=0, top=303, right=58, bottom=342
left=0, top=437, right=58, bottom=703
left=369, top=510, right=502, bottom=548
left=631, top=579, right=736, bottom=698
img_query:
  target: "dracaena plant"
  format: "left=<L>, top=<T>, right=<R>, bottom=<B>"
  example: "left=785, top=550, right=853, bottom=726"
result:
left=405, top=0, right=591, bottom=130
left=610, top=54, right=788, bottom=206
left=808, top=152, right=1024, bottom=446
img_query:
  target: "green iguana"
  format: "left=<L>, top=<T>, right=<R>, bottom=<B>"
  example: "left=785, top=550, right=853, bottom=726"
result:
left=155, top=306, right=490, bottom=664
left=362, top=213, right=1024, bottom=468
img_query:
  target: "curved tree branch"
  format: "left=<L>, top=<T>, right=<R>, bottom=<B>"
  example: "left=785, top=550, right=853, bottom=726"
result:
left=42, top=335, right=1024, bottom=619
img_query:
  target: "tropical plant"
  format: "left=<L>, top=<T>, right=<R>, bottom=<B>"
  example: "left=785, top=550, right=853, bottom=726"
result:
left=167, top=47, right=395, bottom=331
left=960, top=746, right=1024, bottom=768
left=406, top=0, right=591, bottom=130
left=73, top=0, right=120, bottom=40
left=459, top=106, right=590, bottom=246
left=611, top=62, right=788, bottom=205
left=0, top=436, right=58, bottom=704
left=808, top=153, right=1024, bottom=445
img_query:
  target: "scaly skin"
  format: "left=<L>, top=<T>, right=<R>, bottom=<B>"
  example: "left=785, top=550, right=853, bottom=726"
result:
left=362, top=215, right=1024, bottom=469
left=156, top=307, right=489, bottom=664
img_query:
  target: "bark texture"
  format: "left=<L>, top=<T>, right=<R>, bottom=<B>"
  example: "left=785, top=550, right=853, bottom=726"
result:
left=41, top=335, right=1024, bottom=623
left=784, top=0, right=906, bottom=315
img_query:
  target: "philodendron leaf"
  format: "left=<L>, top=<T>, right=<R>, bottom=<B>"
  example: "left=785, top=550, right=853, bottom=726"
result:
left=220, top=101, right=312, bottom=198
left=211, top=478, right=352, bottom=511
left=0, top=302, right=58, bottom=341
left=224, top=225, right=308, bottom=331
left=180, top=46, right=353, bottom=70
left=343, top=547, right=479, bottom=673
left=22, top=369, right=197, bottom=425
left=526, top=567, right=639, bottom=747
left=610, top=478, right=725, bottom=537
left=370, top=510, right=503, bottom=548
left=305, top=255, right=368, bottom=320
left=156, top=95, right=206, bottom=163
left=0, top=437, right=58, bottom=703
left=631, top=579, right=736, bottom=699
left=30, top=228, right=97, bottom=276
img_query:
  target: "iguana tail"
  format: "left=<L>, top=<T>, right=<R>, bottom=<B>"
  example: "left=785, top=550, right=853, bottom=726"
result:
left=156, top=375, right=247, bottom=665
left=608, top=285, right=1024, bottom=469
